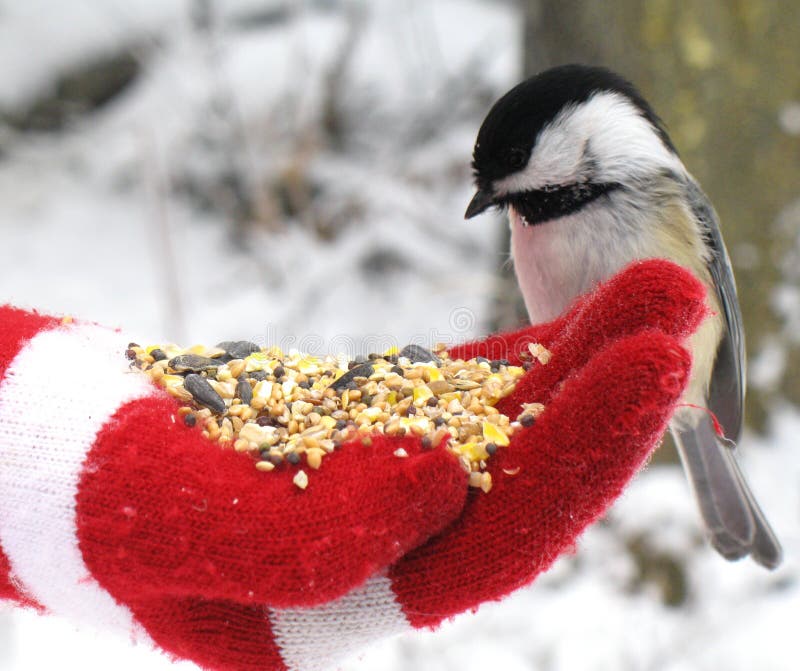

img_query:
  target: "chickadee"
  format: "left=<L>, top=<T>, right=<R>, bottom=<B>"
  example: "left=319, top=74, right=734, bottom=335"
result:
left=466, top=64, right=781, bottom=568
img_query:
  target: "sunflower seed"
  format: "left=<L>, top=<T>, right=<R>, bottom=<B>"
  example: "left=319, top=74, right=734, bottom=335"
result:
left=184, top=374, right=226, bottom=413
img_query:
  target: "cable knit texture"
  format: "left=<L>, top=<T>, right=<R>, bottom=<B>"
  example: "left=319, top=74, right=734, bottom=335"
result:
left=0, top=260, right=707, bottom=671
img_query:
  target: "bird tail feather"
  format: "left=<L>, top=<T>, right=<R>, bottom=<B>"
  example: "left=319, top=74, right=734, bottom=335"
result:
left=671, top=414, right=782, bottom=569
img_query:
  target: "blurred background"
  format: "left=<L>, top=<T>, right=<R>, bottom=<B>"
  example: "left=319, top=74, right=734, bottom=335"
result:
left=0, top=1, right=797, bottom=669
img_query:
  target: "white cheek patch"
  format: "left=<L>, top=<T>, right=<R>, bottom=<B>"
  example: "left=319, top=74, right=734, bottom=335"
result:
left=494, top=92, right=683, bottom=195
left=496, top=105, right=585, bottom=194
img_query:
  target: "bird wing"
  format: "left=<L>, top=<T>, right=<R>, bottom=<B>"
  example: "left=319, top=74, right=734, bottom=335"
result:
left=685, top=179, right=745, bottom=443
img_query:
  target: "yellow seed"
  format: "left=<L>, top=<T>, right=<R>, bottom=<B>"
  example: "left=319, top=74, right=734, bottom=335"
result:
left=166, top=384, right=193, bottom=402
left=424, top=366, right=443, bottom=382
left=428, top=380, right=453, bottom=395
left=233, top=438, right=250, bottom=452
left=220, top=418, right=234, bottom=442
left=245, top=352, right=269, bottom=372
left=499, top=383, right=516, bottom=398
left=296, top=357, right=320, bottom=375
left=404, top=367, right=423, bottom=380
left=320, top=415, right=337, bottom=430
left=483, top=421, right=510, bottom=446
left=459, top=441, right=489, bottom=463
left=431, top=427, right=451, bottom=447
left=385, top=420, right=405, bottom=436
left=480, top=472, right=493, bottom=493
left=395, top=397, right=413, bottom=415
left=256, top=460, right=275, bottom=472
left=228, top=359, right=245, bottom=378
left=306, top=447, right=325, bottom=469
left=362, top=406, right=382, bottom=421
left=209, top=380, right=236, bottom=399
left=413, top=385, right=434, bottom=405
left=162, top=374, right=184, bottom=387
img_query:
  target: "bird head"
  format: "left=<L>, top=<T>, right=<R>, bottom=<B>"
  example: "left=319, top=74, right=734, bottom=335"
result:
left=466, top=64, right=683, bottom=225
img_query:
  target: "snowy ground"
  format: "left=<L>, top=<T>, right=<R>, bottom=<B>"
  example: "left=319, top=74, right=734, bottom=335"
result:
left=0, top=1, right=798, bottom=670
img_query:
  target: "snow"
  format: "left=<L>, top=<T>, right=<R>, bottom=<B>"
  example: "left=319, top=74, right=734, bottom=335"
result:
left=0, top=0, right=515, bottom=348
left=0, top=1, right=798, bottom=670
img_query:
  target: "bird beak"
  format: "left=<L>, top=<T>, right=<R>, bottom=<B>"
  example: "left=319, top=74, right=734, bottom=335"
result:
left=464, top=188, right=496, bottom=219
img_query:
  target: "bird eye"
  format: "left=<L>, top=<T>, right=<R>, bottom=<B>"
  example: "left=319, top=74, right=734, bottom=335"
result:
left=506, top=148, right=528, bottom=171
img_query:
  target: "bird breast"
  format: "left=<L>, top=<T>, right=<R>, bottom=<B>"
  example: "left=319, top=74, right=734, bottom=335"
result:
left=509, top=201, right=655, bottom=322
left=509, top=195, right=723, bottom=409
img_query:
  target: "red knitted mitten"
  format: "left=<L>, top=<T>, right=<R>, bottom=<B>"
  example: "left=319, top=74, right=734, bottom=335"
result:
left=0, top=260, right=706, bottom=671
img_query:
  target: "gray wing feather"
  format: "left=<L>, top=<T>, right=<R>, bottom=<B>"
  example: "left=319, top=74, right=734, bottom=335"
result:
left=680, top=180, right=782, bottom=568
left=685, top=180, right=745, bottom=443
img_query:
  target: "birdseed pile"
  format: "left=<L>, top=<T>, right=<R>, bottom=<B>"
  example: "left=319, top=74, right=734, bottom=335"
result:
left=127, top=341, right=550, bottom=491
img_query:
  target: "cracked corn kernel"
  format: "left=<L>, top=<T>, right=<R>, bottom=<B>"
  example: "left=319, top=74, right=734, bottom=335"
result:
left=482, top=421, right=510, bottom=447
